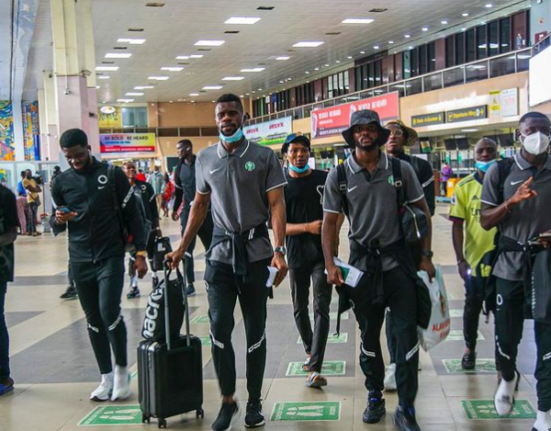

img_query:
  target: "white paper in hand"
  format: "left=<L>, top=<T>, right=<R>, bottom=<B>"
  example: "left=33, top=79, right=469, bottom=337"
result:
left=266, top=266, right=279, bottom=287
left=332, top=257, right=363, bottom=287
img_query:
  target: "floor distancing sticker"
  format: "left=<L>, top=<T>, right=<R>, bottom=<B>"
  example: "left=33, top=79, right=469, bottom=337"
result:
left=79, top=405, right=142, bottom=426
left=199, top=336, right=212, bottom=346
left=191, top=315, right=209, bottom=324
left=297, top=333, right=348, bottom=344
left=442, top=358, right=496, bottom=374
left=461, top=400, right=536, bottom=420
left=271, top=401, right=341, bottom=422
left=286, top=360, right=346, bottom=377
left=449, top=309, right=464, bottom=318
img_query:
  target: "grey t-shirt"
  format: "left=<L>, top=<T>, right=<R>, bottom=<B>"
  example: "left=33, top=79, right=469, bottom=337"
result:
left=323, top=152, right=424, bottom=270
left=481, top=152, right=551, bottom=281
left=196, top=140, right=287, bottom=264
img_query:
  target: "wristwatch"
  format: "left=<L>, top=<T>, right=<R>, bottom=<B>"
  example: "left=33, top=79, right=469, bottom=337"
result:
left=421, top=250, right=433, bottom=259
left=274, top=246, right=287, bottom=256
left=136, top=250, right=147, bottom=258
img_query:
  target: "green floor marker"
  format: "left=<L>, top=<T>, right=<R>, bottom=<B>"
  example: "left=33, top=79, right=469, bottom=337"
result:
left=442, top=358, right=496, bottom=374
left=191, top=315, right=209, bottom=324
left=298, top=333, right=347, bottom=344
left=271, top=401, right=341, bottom=422
left=309, top=311, right=349, bottom=321
left=446, top=330, right=484, bottom=341
left=79, top=405, right=142, bottom=426
left=130, top=370, right=138, bottom=380
left=461, top=400, right=536, bottom=420
left=449, top=309, right=464, bottom=318
left=286, top=361, right=346, bottom=377
left=199, top=336, right=212, bottom=346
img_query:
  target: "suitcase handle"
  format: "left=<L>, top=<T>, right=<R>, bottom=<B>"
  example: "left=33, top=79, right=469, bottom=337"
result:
left=162, top=260, right=191, bottom=351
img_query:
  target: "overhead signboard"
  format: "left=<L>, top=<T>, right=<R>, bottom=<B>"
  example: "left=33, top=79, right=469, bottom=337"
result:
left=446, top=105, right=487, bottom=123
left=244, top=116, right=293, bottom=146
left=310, top=92, right=400, bottom=139
left=100, top=133, right=156, bottom=154
left=411, top=112, right=445, bottom=127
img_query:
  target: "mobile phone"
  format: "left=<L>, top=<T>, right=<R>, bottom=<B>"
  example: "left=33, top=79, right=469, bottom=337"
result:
left=57, top=206, right=71, bottom=214
left=539, top=232, right=551, bottom=239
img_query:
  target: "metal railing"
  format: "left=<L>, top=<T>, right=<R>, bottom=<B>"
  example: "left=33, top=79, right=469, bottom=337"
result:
left=245, top=46, right=535, bottom=126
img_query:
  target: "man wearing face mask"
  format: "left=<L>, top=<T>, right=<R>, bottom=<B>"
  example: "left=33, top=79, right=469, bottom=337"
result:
left=449, top=138, right=498, bottom=370
left=167, top=94, right=288, bottom=431
left=480, top=112, right=551, bottom=431
left=281, top=133, right=336, bottom=388
left=323, top=110, right=435, bottom=431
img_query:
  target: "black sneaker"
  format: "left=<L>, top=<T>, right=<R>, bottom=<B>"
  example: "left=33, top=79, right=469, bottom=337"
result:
left=245, top=399, right=265, bottom=428
left=60, top=286, right=78, bottom=300
left=126, top=286, right=140, bottom=299
left=186, top=284, right=196, bottom=297
left=211, top=401, right=239, bottom=431
left=393, top=406, right=421, bottom=431
left=461, top=351, right=476, bottom=370
left=362, top=392, right=386, bottom=423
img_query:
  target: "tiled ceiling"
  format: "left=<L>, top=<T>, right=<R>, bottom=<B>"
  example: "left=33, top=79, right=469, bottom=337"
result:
left=19, top=0, right=528, bottom=103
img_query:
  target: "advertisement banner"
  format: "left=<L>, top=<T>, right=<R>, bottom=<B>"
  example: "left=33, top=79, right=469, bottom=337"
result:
left=310, top=92, right=399, bottom=139
left=99, top=106, right=122, bottom=129
left=244, top=116, right=293, bottom=146
left=100, top=133, right=156, bottom=154
left=501, top=88, right=518, bottom=117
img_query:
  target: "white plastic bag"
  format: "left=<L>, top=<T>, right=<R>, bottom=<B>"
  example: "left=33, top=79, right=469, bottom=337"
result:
left=417, top=265, right=450, bottom=351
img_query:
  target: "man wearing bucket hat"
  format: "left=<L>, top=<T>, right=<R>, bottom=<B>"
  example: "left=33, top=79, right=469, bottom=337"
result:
left=383, top=119, right=436, bottom=392
left=281, top=133, right=343, bottom=389
left=323, top=110, right=435, bottom=431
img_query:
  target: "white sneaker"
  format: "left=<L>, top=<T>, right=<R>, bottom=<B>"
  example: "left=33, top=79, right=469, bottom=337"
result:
left=384, top=363, right=397, bottom=391
left=532, top=410, right=551, bottom=431
left=494, top=377, right=516, bottom=417
left=90, top=372, right=113, bottom=401
left=111, top=365, right=132, bottom=401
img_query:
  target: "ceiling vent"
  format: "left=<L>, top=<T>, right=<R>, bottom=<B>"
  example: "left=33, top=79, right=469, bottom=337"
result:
left=197, top=48, right=211, bottom=52
left=128, top=28, right=144, bottom=32
left=113, top=46, right=127, bottom=50
left=146, top=2, right=165, bottom=7
left=368, top=8, right=387, bottom=12
left=257, top=6, right=275, bottom=10
left=326, top=32, right=341, bottom=35
left=101, top=61, right=115, bottom=64
left=225, top=31, right=240, bottom=34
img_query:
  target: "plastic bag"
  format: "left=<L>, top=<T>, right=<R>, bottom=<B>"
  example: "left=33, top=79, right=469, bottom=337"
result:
left=417, top=265, right=450, bottom=351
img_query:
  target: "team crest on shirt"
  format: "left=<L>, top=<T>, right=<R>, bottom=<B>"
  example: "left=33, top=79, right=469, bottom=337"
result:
left=388, top=175, right=394, bottom=185
left=245, top=161, right=256, bottom=172
left=451, top=195, right=457, bottom=205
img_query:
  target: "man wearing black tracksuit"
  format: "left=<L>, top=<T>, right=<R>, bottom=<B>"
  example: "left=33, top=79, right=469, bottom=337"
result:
left=52, top=128, right=148, bottom=402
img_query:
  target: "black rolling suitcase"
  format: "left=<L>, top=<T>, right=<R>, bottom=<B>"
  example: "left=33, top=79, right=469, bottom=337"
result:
left=138, top=263, right=204, bottom=429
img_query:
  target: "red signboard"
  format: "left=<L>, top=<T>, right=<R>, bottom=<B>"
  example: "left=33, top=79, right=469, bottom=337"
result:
left=311, top=92, right=400, bottom=139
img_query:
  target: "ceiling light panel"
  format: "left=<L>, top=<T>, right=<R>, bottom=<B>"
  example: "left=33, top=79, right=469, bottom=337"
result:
left=222, top=76, right=245, bottom=80
left=203, top=85, right=223, bottom=90
left=190, top=55, right=204, bottom=58
left=126, top=92, right=144, bottom=96
left=225, top=17, right=261, bottom=25
left=135, top=86, right=154, bottom=89
left=148, top=76, right=169, bottom=80
left=293, top=41, right=324, bottom=48
left=241, top=67, right=265, bottom=72
left=161, top=67, right=184, bottom=71
left=95, top=66, right=119, bottom=71
left=105, top=53, right=132, bottom=58
left=342, top=18, right=374, bottom=24
left=117, top=38, right=146, bottom=44
left=117, top=99, right=134, bottom=103
left=194, top=40, right=225, bottom=46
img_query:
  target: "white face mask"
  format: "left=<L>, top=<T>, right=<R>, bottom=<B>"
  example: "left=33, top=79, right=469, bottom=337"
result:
left=522, top=132, right=550, bottom=155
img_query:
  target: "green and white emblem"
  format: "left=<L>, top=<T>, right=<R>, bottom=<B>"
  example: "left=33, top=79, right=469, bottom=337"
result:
left=245, top=161, right=256, bottom=172
left=388, top=175, right=394, bottom=185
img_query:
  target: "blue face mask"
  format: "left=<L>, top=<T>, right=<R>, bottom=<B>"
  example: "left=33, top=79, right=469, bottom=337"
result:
left=219, top=127, right=244, bottom=144
left=475, top=160, right=496, bottom=173
left=288, top=163, right=310, bottom=173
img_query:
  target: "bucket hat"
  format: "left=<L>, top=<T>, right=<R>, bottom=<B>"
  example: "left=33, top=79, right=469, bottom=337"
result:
left=385, top=119, right=418, bottom=147
left=341, top=110, right=390, bottom=147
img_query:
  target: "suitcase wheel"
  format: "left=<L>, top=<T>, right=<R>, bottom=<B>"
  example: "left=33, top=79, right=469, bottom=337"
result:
left=142, top=413, right=150, bottom=424
left=158, top=418, right=167, bottom=429
left=196, top=408, right=204, bottom=419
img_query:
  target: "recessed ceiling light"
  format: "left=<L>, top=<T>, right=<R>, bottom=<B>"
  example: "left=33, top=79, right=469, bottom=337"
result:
left=462, top=28, right=467, bottom=31
left=293, top=41, right=324, bottom=48
left=485, top=3, right=492, bottom=7
left=347, top=56, right=353, bottom=59
left=222, top=76, right=245, bottom=80
left=389, top=40, right=394, bottom=44
left=342, top=18, right=374, bottom=24
left=176, top=55, right=190, bottom=60
left=194, top=40, right=225, bottom=47
left=462, top=12, right=469, bottom=17
left=117, top=99, right=134, bottom=103
left=126, top=92, right=144, bottom=96
left=276, top=56, right=290, bottom=60
left=305, top=71, right=310, bottom=74
left=190, top=55, right=204, bottom=58
left=314, top=67, right=319, bottom=71
left=189, top=93, right=199, bottom=96
left=324, top=63, right=329, bottom=67
left=97, top=75, right=110, bottom=80
left=422, top=27, right=429, bottom=31
left=225, top=17, right=261, bottom=25
left=240, top=67, right=265, bottom=72
left=161, top=66, right=184, bottom=71
left=405, top=34, right=411, bottom=38
left=117, top=38, right=146, bottom=44
left=441, top=20, right=448, bottom=25
left=148, top=76, right=169, bottom=80
left=461, top=128, right=479, bottom=132
left=373, top=45, right=380, bottom=49
left=203, top=85, right=223, bottom=90
left=360, top=51, right=365, bottom=54
left=258, top=88, right=263, bottom=91
left=336, top=60, right=341, bottom=63
left=105, top=53, right=132, bottom=58
left=95, top=66, right=119, bottom=71
left=95, top=86, right=100, bottom=89
left=135, top=86, right=154, bottom=89
left=408, top=46, right=414, bottom=49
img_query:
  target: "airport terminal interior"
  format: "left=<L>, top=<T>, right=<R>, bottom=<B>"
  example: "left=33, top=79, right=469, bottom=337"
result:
left=2, top=0, right=551, bottom=430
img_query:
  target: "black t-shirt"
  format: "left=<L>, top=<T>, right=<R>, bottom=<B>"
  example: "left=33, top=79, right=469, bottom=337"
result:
left=284, top=169, right=327, bottom=269
left=0, top=185, right=18, bottom=283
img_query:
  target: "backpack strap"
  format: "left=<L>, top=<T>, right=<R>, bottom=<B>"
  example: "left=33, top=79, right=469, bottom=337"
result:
left=410, top=155, right=420, bottom=180
left=390, top=157, right=405, bottom=208
left=496, top=158, right=514, bottom=205
left=336, top=163, right=349, bottom=217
